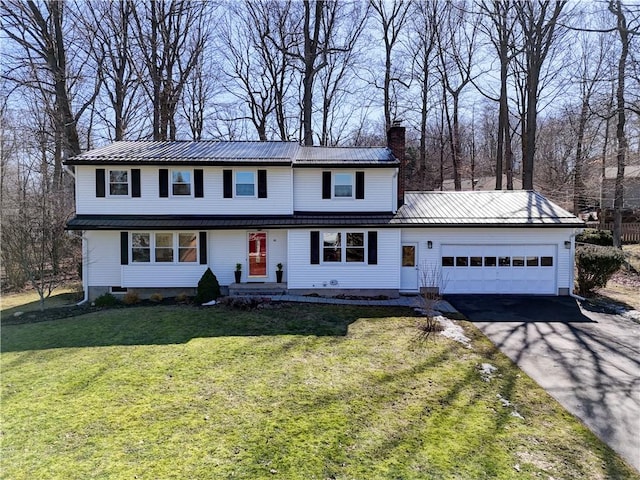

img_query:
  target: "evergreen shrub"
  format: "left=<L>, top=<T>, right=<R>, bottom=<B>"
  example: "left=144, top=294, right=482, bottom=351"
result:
left=195, top=268, right=221, bottom=304
left=575, top=245, right=625, bottom=295
left=576, top=228, right=613, bottom=246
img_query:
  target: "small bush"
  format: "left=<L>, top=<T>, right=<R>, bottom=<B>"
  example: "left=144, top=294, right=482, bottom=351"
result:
left=149, top=292, right=163, bottom=303
left=195, top=268, right=221, bottom=304
left=576, top=245, right=625, bottom=295
left=576, top=228, right=613, bottom=246
left=122, top=291, right=141, bottom=305
left=175, top=292, right=191, bottom=304
left=415, top=316, right=444, bottom=343
left=218, top=296, right=270, bottom=310
left=94, top=293, right=119, bottom=307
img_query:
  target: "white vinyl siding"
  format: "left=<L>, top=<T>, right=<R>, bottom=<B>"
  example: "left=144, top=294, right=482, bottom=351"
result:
left=293, top=168, right=395, bottom=212
left=85, top=231, right=122, bottom=287
left=75, top=166, right=293, bottom=215
left=400, top=227, right=576, bottom=295
left=287, top=229, right=400, bottom=290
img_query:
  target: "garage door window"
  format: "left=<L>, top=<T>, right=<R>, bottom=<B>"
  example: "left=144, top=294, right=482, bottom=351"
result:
left=513, top=256, right=525, bottom=267
left=541, top=256, right=553, bottom=266
left=527, top=256, right=539, bottom=266
left=470, top=256, right=482, bottom=266
left=499, top=256, right=511, bottom=267
left=442, top=256, right=454, bottom=267
left=456, top=257, right=468, bottom=266
left=484, top=257, right=497, bottom=267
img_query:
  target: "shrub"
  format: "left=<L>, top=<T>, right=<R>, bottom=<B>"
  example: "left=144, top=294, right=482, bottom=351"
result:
left=122, top=291, right=141, bottom=305
left=94, top=293, right=119, bottom=307
left=195, top=268, right=221, bottom=304
left=576, top=245, right=625, bottom=296
left=149, top=292, right=164, bottom=303
left=175, top=292, right=191, bottom=304
left=576, top=228, right=613, bottom=246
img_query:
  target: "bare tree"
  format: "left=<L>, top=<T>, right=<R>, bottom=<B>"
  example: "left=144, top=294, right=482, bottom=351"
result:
left=408, top=0, right=439, bottom=188
left=77, top=0, right=143, bottom=141
left=513, top=0, right=567, bottom=190
left=370, top=0, right=411, bottom=133
left=131, top=0, right=209, bottom=141
left=436, top=0, right=479, bottom=191
left=608, top=0, right=638, bottom=247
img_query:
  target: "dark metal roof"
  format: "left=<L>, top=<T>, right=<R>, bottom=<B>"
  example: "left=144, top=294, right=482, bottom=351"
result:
left=392, top=191, right=583, bottom=226
left=65, top=141, right=300, bottom=165
left=66, top=213, right=396, bottom=230
left=293, top=146, right=398, bottom=167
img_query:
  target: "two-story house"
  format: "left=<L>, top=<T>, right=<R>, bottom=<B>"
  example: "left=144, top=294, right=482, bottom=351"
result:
left=66, top=125, right=583, bottom=300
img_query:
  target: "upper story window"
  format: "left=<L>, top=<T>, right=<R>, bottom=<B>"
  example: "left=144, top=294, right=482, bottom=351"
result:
left=322, top=171, right=364, bottom=200
left=109, top=170, right=129, bottom=196
left=131, top=232, right=198, bottom=263
left=236, top=171, right=256, bottom=197
left=334, top=173, right=353, bottom=198
left=172, top=170, right=191, bottom=196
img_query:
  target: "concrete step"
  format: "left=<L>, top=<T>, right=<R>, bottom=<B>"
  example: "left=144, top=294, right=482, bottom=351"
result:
left=229, top=282, right=288, bottom=296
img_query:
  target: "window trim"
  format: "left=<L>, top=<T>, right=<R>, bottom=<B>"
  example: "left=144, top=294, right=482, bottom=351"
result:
left=171, top=169, right=193, bottom=197
left=321, top=230, right=367, bottom=264
left=130, top=232, right=199, bottom=264
left=108, top=169, right=130, bottom=197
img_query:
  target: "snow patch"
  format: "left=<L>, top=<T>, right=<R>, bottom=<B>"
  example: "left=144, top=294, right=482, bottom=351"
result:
left=497, top=394, right=524, bottom=420
left=480, top=363, right=497, bottom=382
left=436, top=316, right=471, bottom=348
left=201, top=300, right=217, bottom=306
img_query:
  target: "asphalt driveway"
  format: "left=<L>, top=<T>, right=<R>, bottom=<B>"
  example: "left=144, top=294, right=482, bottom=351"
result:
left=446, top=295, right=640, bottom=472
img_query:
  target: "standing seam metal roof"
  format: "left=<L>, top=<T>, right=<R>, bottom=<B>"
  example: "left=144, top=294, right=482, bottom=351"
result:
left=392, top=191, right=582, bottom=225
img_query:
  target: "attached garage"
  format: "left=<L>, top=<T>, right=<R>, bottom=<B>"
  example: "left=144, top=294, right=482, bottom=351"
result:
left=395, top=191, right=584, bottom=296
left=440, top=244, right=557, bottom=294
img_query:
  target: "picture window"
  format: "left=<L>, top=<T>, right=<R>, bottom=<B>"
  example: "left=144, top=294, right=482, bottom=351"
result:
left=132, top=233, right=151, bottom=263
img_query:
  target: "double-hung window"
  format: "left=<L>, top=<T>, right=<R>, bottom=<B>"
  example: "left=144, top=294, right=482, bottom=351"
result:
left=109, top=170, right=129, bottom=196
left=322, top=231, right=365, bottom=263
left=131, top=232, right=197, bottom=263
left=334, top=173, right=353, bottom=198
left=132, top=233, right=151, bottom=263
left=172, top=170, right=191, bottom=196
left=236, top=171, right=255, bottom=197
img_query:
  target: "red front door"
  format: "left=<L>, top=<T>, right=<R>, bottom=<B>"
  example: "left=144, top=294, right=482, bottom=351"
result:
left=248, top=232, right=267, bottom=277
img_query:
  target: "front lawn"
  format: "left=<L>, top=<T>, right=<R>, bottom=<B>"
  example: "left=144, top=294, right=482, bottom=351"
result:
left=2, top=304, right=637, bottom=479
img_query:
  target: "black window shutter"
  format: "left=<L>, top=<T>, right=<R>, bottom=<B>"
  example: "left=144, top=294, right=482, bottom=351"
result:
left=96, top=169, right=106, bottom=197
left=194, top=169, right=204, bottom=198
left=368, top=231, right=378, bottom=265
left=356, top=171, right=365, bottom=199
left=322, top=172, right=331, bottom=199
left=199, top=231, right=207, bottom=264
left=223, top=169, right=233, bottom=198
left=310, top=231, right=320, bottom=264
left=120, top=232, right=129, bottom=265
left=258, top=170, right=267, bottom=198
left=159, top=169, right=169, bottom=197
left=131, top=169, right=141, bottom=197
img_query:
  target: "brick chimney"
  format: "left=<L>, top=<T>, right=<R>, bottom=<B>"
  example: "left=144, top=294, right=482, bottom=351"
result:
left=387, top=121, right=406, bottom=208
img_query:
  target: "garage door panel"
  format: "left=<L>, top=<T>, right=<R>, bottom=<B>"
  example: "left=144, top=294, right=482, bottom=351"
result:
left=440, top=244, right=557, bottom=295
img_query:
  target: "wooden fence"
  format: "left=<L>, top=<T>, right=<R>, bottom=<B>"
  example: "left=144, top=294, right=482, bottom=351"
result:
left=585, top=222, right=640, bottom=243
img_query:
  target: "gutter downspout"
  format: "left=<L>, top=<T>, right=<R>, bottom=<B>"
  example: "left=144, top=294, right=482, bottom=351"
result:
left=77, top=233, right=89, bottom=305
left=569, top=228, right=585, bottom=301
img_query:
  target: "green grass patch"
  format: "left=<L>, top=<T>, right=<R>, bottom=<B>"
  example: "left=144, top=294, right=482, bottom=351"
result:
left=2, top=304, right=637, bottom=479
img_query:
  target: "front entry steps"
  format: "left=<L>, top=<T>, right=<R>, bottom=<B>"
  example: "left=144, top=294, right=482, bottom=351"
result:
left=229, top=282, right=288, bottom=296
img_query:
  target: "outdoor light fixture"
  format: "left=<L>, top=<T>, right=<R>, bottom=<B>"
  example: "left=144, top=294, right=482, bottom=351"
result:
left=564, top=241, right=571, bottom=249
left=427, top=241, right=433, bottom=249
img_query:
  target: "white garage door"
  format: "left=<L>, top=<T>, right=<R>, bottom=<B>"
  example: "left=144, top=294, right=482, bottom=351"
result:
left=440, top=244, right=557, bottom=294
